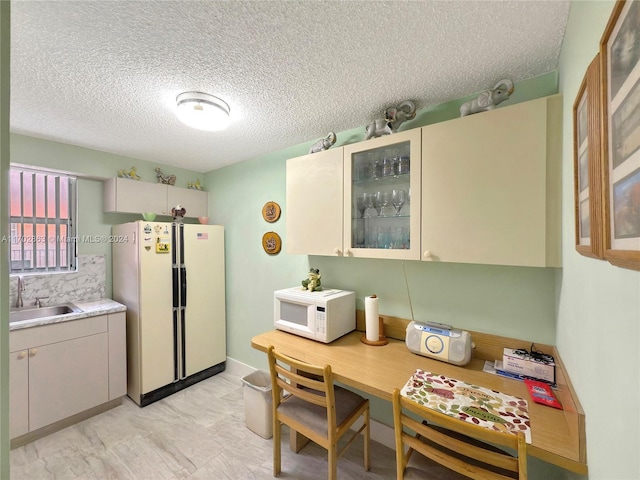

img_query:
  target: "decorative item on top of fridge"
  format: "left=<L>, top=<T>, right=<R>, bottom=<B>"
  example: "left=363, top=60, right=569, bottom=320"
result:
left=117, top=166, right=140, bottom=180
left=459, top=79, right=514, bottom=117
left=309, top=131, right=337, bottom=154
left=187, top=179, right=204, bottom=190
left=364, top=100, right=416, bottom=140
left=171, top=204, right=186, bottom=222
left=155, top=167, right=176, bottom=185
left=301, top=268, right=322, bottom=292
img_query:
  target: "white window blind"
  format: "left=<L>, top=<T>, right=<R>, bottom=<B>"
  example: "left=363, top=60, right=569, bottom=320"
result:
left=8, top=167, right=77, bottom=274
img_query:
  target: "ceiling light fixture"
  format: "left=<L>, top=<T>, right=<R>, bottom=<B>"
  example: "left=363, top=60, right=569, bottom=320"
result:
left=176, top=91, right=230, bottom=131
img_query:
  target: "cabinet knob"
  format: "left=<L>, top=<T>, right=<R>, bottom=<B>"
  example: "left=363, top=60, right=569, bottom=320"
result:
left=29, top=348, right=37, bottom=357
left=333, top=248, right=341, bottom=255
left=423, top=250, right=433, bottom=260
left=17, top=351, right=27, bottom=360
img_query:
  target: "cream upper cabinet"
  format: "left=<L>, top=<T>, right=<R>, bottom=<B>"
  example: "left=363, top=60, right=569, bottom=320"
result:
left=286, top=147, right=344, bottom=256
left=421, top=95, right=561, bottom=267
left=286, top=130, right=421, bottom=259
left=104, top=177, right=209, bottom=217
left=104, top=177, right=167, bottom=214
left=343, top=129, right=422, bottom=259
left=286, top=95, right=560, bottom=266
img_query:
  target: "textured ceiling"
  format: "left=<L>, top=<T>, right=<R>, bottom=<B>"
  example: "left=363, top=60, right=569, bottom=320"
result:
left=10, top=0, right=570, bottom=173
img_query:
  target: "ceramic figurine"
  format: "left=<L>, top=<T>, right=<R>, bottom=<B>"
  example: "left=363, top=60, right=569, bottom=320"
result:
left=301, top=268, right=322, bottom=292
left=460, top=79, right=514, bottom=117
left=188, top=179, right=204, bottom=190
left=171, top=204, right=186, bottom=222
left=117, top=166, right=140, bottom=180
left=309, top=132, right=337, bottom=154
left=364, top=100, right=416, bottom=140
left=155, top=167, right=176, bottom=185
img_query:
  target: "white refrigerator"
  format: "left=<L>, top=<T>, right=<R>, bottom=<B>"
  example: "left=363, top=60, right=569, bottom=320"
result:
left=112, top=221, right=226, bottom=406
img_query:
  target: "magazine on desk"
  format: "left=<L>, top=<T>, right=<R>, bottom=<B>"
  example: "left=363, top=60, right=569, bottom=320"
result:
left=483, top=360, right=558, bottom=389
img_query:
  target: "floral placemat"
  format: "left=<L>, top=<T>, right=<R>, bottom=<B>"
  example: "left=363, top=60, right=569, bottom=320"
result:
left=401, top=369, right=531, bottom=443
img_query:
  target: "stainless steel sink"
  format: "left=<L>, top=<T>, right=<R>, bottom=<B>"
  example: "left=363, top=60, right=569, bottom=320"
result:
left=10, top=303, right=82, bottom=323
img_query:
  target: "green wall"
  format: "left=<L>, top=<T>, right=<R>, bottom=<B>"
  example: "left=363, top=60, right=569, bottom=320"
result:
left=9, top=134, right=205, bottom=186
left=557, top=2, right=639, bottom=479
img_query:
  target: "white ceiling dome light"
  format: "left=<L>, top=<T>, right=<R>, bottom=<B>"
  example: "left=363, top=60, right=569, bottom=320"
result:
left=176, top=91, right=230, bottom=131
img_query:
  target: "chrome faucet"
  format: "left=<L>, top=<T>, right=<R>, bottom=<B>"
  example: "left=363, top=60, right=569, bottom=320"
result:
left=16, top=276, right=25, bottom=308
left=34, top=296, right=49, bottom=308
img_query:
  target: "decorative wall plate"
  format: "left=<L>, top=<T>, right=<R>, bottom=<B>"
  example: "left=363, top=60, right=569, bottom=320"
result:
left=262, top=231, right=282, bottom=254
left=262, top=201, right=281, bottom=223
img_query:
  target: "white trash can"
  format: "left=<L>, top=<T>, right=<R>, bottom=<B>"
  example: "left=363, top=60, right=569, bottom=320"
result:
left=241, top=370, right=273, bottom=439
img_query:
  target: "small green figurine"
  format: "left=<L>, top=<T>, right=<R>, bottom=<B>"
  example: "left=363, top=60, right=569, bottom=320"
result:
left=301, top=268, right=322, bottom=292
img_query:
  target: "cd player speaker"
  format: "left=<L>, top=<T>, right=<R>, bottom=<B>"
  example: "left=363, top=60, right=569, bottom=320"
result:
left=405, top=321, right=472, bottom=366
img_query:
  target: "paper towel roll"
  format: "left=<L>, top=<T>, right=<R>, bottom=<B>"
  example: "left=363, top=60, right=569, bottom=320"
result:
left=365, top=295, right=379, bottom=341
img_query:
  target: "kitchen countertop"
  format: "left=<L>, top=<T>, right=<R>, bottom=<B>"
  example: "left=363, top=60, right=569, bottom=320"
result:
left=9, top=298, right=126, bottom=331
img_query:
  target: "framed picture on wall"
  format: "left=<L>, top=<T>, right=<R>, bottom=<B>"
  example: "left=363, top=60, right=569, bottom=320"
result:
left=573, top=53, right=605, bottom=259
left=600, top=0, right=640, bottom=271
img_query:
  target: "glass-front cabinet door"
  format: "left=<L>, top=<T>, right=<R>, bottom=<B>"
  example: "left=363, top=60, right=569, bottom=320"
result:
left=343, top=129, right=421, bottom=259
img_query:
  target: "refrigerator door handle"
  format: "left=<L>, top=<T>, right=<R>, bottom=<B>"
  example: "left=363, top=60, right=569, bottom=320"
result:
left=179, top=223, right=185, bottom=265
left=181, top=266, right=187, bottom=306
left=172, top=266, right=180, bottom=308
left=172, top=308, right=179, bottom=382
left=180, top=307, right=187, bottom=379
left=171, top=222, right=178, bottom=265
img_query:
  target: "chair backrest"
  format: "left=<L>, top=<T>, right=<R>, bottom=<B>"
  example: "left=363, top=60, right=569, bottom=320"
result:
left=267, top=345, right=337, bottom=431
left=392, top=388, right=527, bottom=480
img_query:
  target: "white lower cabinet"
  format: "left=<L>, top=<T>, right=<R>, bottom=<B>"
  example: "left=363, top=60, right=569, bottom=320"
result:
left=29, top=332, right=109, bottom=431
left=9, top=312, right=126, bottom=440
left=9, top=350, right=29, bottom=438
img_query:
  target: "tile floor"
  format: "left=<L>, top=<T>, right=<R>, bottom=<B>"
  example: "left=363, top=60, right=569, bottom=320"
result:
left=10, top=371, right=463, bottom=479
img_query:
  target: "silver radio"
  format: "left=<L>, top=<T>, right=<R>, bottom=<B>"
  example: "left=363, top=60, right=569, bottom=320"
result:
left=405, top=321, right=473, bottom=366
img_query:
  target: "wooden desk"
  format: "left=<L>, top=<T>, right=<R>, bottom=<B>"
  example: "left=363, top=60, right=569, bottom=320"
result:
left=251, top=328, right=588, bottom=475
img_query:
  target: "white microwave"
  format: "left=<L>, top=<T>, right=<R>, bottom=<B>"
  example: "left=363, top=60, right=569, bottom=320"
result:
left=274, top=287, right=356, bottom=343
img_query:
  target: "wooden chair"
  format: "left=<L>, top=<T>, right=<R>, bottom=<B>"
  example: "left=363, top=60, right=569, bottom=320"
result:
left=392, top=388, right=527, bottom=480
left=267, top=345, right=370, bottom=479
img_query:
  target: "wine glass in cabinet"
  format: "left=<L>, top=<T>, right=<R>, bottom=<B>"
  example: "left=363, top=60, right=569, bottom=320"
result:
left=343, top=129, right=421, bottom=259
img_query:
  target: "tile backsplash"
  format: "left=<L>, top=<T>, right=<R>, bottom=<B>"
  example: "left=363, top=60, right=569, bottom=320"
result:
left=9, top=255, right=106, bottom=308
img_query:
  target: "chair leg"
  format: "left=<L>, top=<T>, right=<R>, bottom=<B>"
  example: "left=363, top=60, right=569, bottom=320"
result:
left=395, top=441, right=405, bottom=480
left=328, top=443, right=338, bottom=480
left=273, top=420, right=281, bottom=477
left=364, top=407, right=371, bottom=471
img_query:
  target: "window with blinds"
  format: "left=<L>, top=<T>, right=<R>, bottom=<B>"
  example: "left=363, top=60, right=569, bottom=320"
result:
left=8, top=167, right=77, bottom=274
